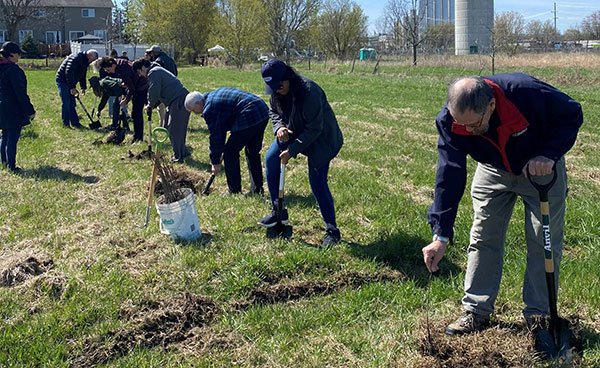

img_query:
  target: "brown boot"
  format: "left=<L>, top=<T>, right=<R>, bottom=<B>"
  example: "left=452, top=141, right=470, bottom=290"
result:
left=445, top=311, right=490, bottom=336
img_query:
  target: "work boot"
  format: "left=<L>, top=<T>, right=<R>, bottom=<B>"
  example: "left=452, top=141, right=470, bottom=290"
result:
left=445, top=311, right=490, bottom=336
left=322, top=228, right=341, bottom=248
left=258, top=208, right=289, bottom=228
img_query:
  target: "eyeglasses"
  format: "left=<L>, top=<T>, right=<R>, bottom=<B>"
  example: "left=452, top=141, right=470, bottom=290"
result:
left=455, top=113, right=485, bottom=129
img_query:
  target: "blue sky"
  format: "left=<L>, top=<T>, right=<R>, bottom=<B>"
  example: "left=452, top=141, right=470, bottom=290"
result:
left=357, top=0, right=599, bottom=34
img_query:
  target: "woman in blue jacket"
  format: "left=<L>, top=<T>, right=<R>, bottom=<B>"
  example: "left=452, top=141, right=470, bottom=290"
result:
left=259, top=59, right=343, bottom=247
left=0, top=42, right=35, bottom=173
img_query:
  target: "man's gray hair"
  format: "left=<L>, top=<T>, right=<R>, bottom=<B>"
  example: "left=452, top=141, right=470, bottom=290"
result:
left=86, top=49, right=99, bottom=59
left=185, top=91, right=205, bottom=111
left=446, top=77, right=494, bottom=115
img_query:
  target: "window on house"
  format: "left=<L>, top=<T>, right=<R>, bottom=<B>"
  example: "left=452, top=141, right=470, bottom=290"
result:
left=33, top=8, right=46, bottom=17
left=46, top=31, right=60, bottom=44
left=469, top=45, right=478, bottom=54
left=69, top=31, right=84, bottom=41
left=93, top=30, right=106, bottom=42
left=19, top=30, right=33, bottom=43
left=82, top=9, right=95, bottom=18
left=0, top=30, right=7, bottom=43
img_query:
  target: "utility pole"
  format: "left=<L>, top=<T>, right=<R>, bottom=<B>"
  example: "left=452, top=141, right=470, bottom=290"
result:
left=552, top=2, right=558, bottom=45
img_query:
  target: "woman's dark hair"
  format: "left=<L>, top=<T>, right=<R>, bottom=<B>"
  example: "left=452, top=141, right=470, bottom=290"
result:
left=110, top=49, right=118, bottom=57
left=132, top=58, right=151, bottom=72
left=99, top=56, right=116, bottom=69
left=273, top=64, right=309, bottom=103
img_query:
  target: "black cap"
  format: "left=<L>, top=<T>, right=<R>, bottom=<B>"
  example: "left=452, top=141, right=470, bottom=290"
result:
left=261, top=59, right=287, bottom=95
left=0, top=42, right=23, bottom=55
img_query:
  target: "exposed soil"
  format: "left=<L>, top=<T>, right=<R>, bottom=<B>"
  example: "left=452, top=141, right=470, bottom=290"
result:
left=154, top=166, right=207, bottom=196
left=0, top=257, right=54, bottom=287
left=72, top=293, right=219, bottom=367
left=92, top=129, right=126, bottom=145
left=415, top=316, right=585, bottom=368
left=231, top=269, right=404, bottom=310
left=124, top=149, right=152, bottom=160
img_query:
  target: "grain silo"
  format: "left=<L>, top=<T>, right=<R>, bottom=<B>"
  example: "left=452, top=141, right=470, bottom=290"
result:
left=455, top=0, right=494, bottom=55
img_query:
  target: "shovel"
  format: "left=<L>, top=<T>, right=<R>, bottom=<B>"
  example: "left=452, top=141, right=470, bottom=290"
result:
left=137, top=127, right=169, bottom=228
left=202, top=174, right=215, bottom=196
left=266, top=162, right=293, bottom=239
left=74, top=93, right=101, bottom=130
left=528, top=165, right=573, bottom=360
left=146, top=109, right=153, bottom=153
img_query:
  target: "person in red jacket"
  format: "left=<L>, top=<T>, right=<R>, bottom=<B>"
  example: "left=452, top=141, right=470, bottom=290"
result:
left=0, top=42, right=35, bottom=173
left=422, top=74, right=583, bottom=337
left=99, top=57, right=148, bottom=143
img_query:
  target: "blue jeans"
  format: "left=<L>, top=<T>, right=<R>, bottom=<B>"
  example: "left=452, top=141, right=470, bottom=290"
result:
left=57, top=81, right=79, bottom=126
left=1, top=127, right=22, bottom=170
left=265, top=138, right=337, bottom=229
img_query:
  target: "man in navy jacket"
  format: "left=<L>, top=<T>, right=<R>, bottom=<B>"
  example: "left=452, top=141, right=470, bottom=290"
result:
left=422, top=73, right=583, bottom=335
left=55, top=49, right=98, bottom=128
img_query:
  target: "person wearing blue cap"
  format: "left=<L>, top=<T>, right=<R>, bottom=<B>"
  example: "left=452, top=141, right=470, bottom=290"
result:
left=258, top=59, right=343, bottom=247
left=0, top=42, right=35, bottom=173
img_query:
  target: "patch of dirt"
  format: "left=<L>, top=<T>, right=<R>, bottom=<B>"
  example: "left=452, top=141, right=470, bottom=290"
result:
left=92, top=129, right=126, bottom=145
left=123, top=149, right=152, bottom=160
left=154, top=166, right=207, bottom=196
left=231, top=270, right=404, bottom=310
left=0, top=257, right=54, bottom=287
left=73, top=293, right=219, bottom=367
left=170, top=326, right=238, bottom=357
left=415, top=317, right=585, bottom=368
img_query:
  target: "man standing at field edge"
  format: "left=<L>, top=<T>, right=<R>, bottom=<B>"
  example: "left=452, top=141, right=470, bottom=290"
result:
left=422, top=73, right=583, bottom=336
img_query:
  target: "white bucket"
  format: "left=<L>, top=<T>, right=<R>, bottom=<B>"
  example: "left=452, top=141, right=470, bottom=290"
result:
left=155, top=187, right=201, bottom=241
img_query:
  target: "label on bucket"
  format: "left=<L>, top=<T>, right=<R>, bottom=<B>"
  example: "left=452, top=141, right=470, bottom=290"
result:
left=162, top=219, right=175, bottom=225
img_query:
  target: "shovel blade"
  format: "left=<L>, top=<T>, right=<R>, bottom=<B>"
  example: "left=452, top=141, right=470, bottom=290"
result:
left=266, top=223, right=293, bottom=239
left=89, top=120, right=102, bottom=130
left=531, top=316, right=574, bottom=361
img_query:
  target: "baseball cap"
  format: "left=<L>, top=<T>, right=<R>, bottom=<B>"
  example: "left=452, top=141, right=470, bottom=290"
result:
left=261, top=59, right=287, bottom=95
left=145, top=45, right=161, bottom=53
left=0, top=42, right=23, bottom=55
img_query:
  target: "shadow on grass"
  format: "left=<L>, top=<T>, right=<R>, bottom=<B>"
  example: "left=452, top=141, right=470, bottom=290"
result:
left=347, top=232, right=461, bottom=287
left=184, top=157, right=212, bottom=172
left=20, top=165, right=99, bottom=183
left=20, top=129, right=39, bottom=139
left=284, top=192, right=317, bottom=208
left=174, top=232, right=214, bottom=248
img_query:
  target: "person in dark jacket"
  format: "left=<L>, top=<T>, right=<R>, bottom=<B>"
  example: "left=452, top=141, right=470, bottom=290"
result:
left=55, top=49, right=98, bottom=128
left=258, top=59, right=343, bottom=247
left=99, top=57, right=148, bottom=142
left=185, top=89, right=269, bottom=194
left=145, top=45, right=177, bottom=76
left=422, top=74, right=583, bottom=337
left=0, top=42, right=35, bottom=173
left=133, top=59, right=190, bottom=162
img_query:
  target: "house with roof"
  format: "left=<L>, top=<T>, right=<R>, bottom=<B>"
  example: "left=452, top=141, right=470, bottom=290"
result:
left=0, top=0, right=113, bottom=44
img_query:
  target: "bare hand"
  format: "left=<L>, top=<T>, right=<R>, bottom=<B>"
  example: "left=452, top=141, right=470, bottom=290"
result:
left=523, top=156, right=554, bottom=177
left=70, top=88, right=78, bottom=95
left=212, top=164, right=221, bottom=175
left=422, top=240, right=447, bottom=273
left=119, top=99, right=128, bottom=107
left=81, top=89, right=86, bottom=97
left=144, top=105, right=150, bottom=112
left=276, top=127, right=293, bottom=142
left=279, top=150, right=291, bottom=164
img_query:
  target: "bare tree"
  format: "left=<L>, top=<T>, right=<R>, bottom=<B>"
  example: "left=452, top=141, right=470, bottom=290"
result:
left=317, top=0, right=367, bottom=59
left=527, top=19, right=555, bottom=52
left=0, top=0, right=41, bottom=42
left=381, top=0, right=406, bottom=54
left=581, top=10, right=600, bottom=40
left=382, top=0, right=425, bottom=65
left=491, top=11, right=525, bottom=57
left=262, top=0, right=321, bottom=62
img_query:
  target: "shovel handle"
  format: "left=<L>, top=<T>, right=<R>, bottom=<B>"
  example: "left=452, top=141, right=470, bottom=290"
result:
left=202, top=174, right=215, bottom=195
left=527, top=164, right=557, bottom=201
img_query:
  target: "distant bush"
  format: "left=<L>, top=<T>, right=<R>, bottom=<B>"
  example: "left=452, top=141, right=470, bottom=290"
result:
left=21, top=34, right=40, bottom=58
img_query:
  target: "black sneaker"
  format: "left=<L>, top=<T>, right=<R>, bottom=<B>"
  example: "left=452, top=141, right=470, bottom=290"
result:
left=258, top=209, right=289, bottom=228
left=445, top=311, right=490, bottom=336
left=322, top=228, right=341, bottom=248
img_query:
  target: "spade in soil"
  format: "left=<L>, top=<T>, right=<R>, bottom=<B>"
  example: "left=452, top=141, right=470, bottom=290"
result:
left=266, top=162, right=292, bottom=239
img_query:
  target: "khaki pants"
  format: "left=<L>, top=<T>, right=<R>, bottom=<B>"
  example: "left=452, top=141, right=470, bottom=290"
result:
left=158, top=103, right=166, bottom=127
left=463, top=158, right=567, bottom=318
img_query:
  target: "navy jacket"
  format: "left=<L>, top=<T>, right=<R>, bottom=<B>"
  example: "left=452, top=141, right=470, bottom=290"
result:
left=269, top=75, right=343, bottom=169
left=56, top=52, right=89, bottom=90
left=427, top=73, right=583, bottom=239
left=155, top=51, right=177, bottom=76
left=202, top=88, right=269, bottom=164
left=0, top=59, right=35, bottom=130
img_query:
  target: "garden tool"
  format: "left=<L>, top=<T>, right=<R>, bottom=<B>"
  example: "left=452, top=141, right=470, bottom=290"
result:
left=146, top=109, right=153, bottom=153
left=202, top=174, right=215, bottom=196
left=74, top=93, right=101, bottom=129
left=266, top=162, right=293, bottom=239
left=137, top=127, right=169, bottom=228
left=527, top=165, right=573, bottom=360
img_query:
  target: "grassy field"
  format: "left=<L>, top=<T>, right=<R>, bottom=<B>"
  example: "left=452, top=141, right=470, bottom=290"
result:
left=1, top=54, right=600, bottom=367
